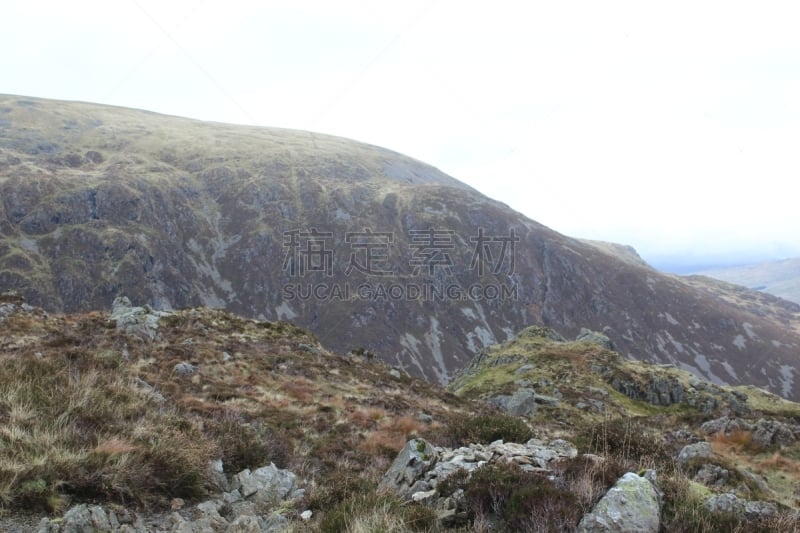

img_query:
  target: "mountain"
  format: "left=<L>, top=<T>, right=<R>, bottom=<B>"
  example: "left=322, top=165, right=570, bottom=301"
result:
left=696, top=258, right=800, bottom=305
left=1, top=94, right=800, bottom=400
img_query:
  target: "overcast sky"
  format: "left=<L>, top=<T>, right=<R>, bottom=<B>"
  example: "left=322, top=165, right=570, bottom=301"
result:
left=3, top=1, right=800, bottom=270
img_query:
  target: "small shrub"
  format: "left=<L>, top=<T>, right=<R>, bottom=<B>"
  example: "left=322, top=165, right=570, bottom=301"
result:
left=305, top=468, right=376, bottom=510
left=577, top=417, right=670, bottom=468
left=463, top=462, right=581, bottom=530
left=558, top=454, right=627, bottom=511
left=441, top=411, right=533, bottom=447
left=659, top=474, right=744, bottom=532
left=208, top=416, right=291, bottom=472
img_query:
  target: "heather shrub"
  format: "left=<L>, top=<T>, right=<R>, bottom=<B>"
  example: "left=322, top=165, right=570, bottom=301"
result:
left=441, top=411, right=533, bottom=447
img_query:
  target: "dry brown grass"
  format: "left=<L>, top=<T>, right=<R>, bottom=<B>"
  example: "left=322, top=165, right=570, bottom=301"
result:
left=758, top=451, right=800, bottom=474
left=0, top=303, right=474, bottom=521
left=710, top=429, right=760, bottom=454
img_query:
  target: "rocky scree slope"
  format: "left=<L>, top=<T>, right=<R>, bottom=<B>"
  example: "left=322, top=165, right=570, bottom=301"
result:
left=1, top=95, right=800, bottom=400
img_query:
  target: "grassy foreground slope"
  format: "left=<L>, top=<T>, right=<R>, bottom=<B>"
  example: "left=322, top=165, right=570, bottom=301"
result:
left=4, top=295, right=800, bottom=530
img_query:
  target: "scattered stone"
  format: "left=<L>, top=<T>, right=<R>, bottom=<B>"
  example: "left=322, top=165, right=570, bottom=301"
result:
left=381, top=436, right=579, bottom=523
left=208, top=458, right=229, bottom=492
left=173, top=362, right=197, bottom=376
left=232, top=463, right=298, bottom=504
left=110, top=296, right=167, bottom=341
left=704, top=493, right=778, bottom=520
left=678, top=441, right=714, bottom=468
left=226, top=515, right=261, bottom=533
left=700, top=416, right=752, bottom=436
left=223, top=351, right=233, bottom=362
left=504, top=388, right=538, bottom=416
left=534, top=393, right=560, bottom=406
left=412, top=489, right=437, bottom=504
left=378, top=438, right=438, bottom=499
left=300, top=510, right=313, bottom=521
left=515, top=364, right=535, bottom=374
left=389, top=368, right=402, bottom=379
left=35, top=462, right=304, bottom=532
left=418, top=413, right=433, bottom=423
left=752, top=417, right=800, bottom=448
left=693, top=464, right=731, bottom=488
left=576, top=328, right=615, bottom=350
left=132, top=377, right=166, bottom=403
left=577, top=472, right=660, bottom=533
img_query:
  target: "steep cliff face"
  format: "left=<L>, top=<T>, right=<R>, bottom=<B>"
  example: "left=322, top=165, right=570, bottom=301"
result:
left=1, top=94, right=799, bottom=396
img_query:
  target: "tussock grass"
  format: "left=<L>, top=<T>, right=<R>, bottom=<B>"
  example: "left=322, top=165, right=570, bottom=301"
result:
left=0, top=354, right=213, bottom=510
left=0, top=303, right=474, bottom=521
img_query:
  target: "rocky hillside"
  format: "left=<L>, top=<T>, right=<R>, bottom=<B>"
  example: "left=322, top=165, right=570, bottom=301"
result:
left=696, top=258, right=800, bottom=305
left=2, top=95, right=800, bottom=400
left=3, top=296, right=800, bottom=531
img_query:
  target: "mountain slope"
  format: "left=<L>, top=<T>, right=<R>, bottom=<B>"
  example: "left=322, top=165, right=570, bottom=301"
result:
left=1, top=94, right=800, bottom=399
left=4, top=298, right=800, bottom=531
left=696, top=258, right=800, bottom=305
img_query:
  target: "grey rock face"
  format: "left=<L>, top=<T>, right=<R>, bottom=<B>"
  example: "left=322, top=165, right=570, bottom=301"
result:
left=577, top=472, right=660, bottom=533
left=232, top=463, right=298, bottom=504
left=576, top=328, right=615, bottom=351
left=173, top=362, right=198, bottom=376
left=378, top=438, right=439, bottom=499
left=505, top=388, right=538, bottom=416
left=111, top=296, right=165, bottom=341
left=381, top=437, right=578, bottom=526
left=693, top=463, right=731, bottom=488
left=677, top=441, right=714, bottom=468
left=704, top=493, right=778, bottom=520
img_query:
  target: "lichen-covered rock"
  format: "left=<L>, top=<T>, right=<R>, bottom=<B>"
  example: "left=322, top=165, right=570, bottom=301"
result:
left=678, top=441, right=714, bottom=468
left=693, top=463, right=731, bottom=488
left=231, top=463, right=298, bottom=505
left=704, top=492, right=778, bottom=520
left=576, top=328, right=615, bottom=351
left=110, top=296, right=166, bottom=341
left=378, top=438, right=438, bottom=499
left=517, top=325, right=566, bottom=342
left=504, top=388, right=538, bottom=416
left=577, top=472, right=660, bottom=532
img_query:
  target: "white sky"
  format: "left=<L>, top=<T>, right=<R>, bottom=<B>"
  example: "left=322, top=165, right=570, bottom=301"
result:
left=3, top=0, right=800, bottom=269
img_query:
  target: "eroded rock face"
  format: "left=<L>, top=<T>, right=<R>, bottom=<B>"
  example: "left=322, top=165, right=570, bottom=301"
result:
left=577, top=472, right=661, bottom=533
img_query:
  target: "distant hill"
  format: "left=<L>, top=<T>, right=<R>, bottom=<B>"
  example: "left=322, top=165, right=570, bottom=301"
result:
left=2, top=94, right=800, bottom=400
left=696, top=258, right=800, bottom=305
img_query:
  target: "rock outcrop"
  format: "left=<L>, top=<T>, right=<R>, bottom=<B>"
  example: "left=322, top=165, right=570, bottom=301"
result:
left=36, top=462, right=305, bottom=533
left=110, top=296, right=167, bottom=342
left=380, top=438, right=579, bottom=524
left=577, top=472, right=661, bottom=533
